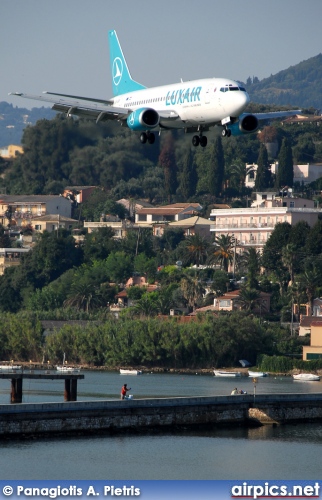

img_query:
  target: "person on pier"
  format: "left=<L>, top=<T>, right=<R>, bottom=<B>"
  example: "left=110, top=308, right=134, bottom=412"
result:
left=121, top=383, right=131, bottom=400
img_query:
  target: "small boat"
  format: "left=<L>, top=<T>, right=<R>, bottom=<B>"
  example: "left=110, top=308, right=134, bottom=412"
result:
left=56, top=366, right=81, bottom=373
left=56, top=352, right=80, bottom=373
left=248, top=371, right=268, bottom=378
left=214, top=370, right=241, bottom=377
left=293, top=373, right=320, bottom=381
left=120, top=369, right=142, bottom=375
left=0, top=365, right=22, bottom=371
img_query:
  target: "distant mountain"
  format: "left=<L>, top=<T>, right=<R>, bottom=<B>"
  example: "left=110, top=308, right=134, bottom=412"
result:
left=0, top=102, right=55, bottom=147
left=246, top=53, right=322, bottom=111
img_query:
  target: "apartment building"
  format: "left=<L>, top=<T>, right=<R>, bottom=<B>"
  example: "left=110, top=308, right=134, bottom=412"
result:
left=135, top=203, right=202, bottom=227
left=0, top=195, right=72, bottom=227
left=210, top=192, right=320, bottom=251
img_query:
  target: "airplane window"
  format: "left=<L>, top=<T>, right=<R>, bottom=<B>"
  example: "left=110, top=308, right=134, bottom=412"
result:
left=239, top=87, right=246, bottom=91
left=229, top=87, right=239, bottom=91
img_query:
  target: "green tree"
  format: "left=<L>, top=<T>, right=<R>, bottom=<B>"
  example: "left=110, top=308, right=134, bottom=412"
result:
left=255, top=144, right=272, bottom=190
left=64, top=282, right=104, bottom=313
left=180, top=275, right=204, bottom=311
left=159, top=134, right=178, bottom=203
left=209, top=234, right=234, bottom=272
left=208, top=137, right=225, bottom=197
left=261, top=222, right=292, bottom=293
left=238, top=247, right=261, bottom=289
left=236, top=287, right=262, bottom=312
left=276, top=137, right=293, bottom=188
left=105, top=251, right=133, bottom=284
left=179, top=149, right=197, bottom=199
left=184, top=233, right=210, bottom=267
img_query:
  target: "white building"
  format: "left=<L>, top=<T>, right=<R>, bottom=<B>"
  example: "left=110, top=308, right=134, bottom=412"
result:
left=210, top=192, right=320, bottom=251
left=245, top=162, right=322, bottom=188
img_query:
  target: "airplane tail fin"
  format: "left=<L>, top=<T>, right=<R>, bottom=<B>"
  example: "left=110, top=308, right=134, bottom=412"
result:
left=108, top=30, right=146, bottom=96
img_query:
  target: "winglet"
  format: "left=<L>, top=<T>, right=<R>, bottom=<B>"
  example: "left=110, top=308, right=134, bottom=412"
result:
left=108, top=30, right=146, bottom=96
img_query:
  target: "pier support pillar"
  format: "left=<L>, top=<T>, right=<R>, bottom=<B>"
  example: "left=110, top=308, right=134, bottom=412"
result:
left=11, top=378, right=23, bottom=403
left=71, top=379, right=77, bottom=401
left=64, top=379, right=71, bottom=401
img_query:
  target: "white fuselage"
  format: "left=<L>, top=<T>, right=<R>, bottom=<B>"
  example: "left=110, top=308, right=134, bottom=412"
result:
left=112, top=77, right=250, bottom=129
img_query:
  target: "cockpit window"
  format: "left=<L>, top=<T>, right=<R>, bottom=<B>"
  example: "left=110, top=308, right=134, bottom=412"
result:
left=220, top=85, right=244, bottom=92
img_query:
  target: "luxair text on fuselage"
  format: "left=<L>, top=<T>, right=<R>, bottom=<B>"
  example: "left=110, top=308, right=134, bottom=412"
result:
left=166, top=86, right=202, bottom=106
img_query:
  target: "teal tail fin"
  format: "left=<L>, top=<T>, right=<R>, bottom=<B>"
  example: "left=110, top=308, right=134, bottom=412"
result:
left=108, top=30, right=146, bottom=96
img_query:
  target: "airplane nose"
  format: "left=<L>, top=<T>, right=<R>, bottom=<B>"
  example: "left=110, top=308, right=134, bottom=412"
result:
left=234, top=90, right=249, bottom=114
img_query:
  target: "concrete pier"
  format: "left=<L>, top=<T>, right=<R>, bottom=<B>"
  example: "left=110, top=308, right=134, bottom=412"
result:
left=0, top=393, right=322, bottom=438
left=0, top=372, right=84, bottom=403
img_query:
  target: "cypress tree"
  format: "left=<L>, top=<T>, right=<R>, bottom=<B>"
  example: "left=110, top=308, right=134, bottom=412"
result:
left=159, top=134, right=178, bottom=203
left=255, top=144, right=272, bottom=191
left=276, top=138, right=293, bottom=188
left=179, top=149, right=197, bottom=199
left=208, top=137, right=225, bottom=197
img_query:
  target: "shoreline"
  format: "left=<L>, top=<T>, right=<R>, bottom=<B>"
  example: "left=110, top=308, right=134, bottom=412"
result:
left=1, top=362, right=295, bottom=377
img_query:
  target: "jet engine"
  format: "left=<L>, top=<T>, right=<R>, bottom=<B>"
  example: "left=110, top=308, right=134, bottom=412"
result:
left=228, top=114, right=259, bottom=136
left=127, top=108, right=160, bottom=131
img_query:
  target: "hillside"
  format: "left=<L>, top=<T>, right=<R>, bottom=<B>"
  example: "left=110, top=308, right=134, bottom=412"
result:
left=0, top=102, right=55, bottom=147
left=247, top=53, right=322, bottom=111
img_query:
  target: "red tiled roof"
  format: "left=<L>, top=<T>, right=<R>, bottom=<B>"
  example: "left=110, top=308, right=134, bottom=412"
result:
left=300, top=316, right=322, bottom=327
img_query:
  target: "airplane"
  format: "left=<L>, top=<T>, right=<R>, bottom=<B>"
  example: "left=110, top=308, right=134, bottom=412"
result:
left=10, top=30, right=300, bottom=148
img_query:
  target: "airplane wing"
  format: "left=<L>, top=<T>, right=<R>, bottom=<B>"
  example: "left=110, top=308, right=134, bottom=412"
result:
left=9, top=92, right=130, bottom=122
left=251, top=110, right=302, bottom=122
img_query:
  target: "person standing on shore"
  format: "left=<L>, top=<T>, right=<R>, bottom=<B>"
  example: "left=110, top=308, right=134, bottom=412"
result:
left=121, top=383, right=131, bottom=399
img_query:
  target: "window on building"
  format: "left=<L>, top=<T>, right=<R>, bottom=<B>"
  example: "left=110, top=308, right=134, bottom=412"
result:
left=219, top=299, right=231, bottom=307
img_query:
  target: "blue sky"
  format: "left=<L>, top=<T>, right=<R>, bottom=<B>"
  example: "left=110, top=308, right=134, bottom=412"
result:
left=2, top=0, right=322, bottom=109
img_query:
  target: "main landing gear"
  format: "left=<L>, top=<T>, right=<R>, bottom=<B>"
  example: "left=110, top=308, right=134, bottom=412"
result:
left=140, top=131, right=155, bottom=144
left=192, top=135, right=208, bottom=148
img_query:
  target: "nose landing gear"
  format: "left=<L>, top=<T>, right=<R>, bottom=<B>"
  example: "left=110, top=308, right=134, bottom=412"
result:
left=221, top=127, right=231, bottom=137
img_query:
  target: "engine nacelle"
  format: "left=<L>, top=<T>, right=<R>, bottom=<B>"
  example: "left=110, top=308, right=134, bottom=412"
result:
left=127, top=108, right=160, bottom=131
left=227, top=114, right=259, bottom=136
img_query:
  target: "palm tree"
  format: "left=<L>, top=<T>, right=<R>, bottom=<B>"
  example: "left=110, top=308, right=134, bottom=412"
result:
left=238, top=247, right=261, bottom=289
left=236, top=287, right=262, bottom=312
left=209, top=234, right=234, bottom=272
left=229, top=162, right=255, bottom=192
left=134, top=292, right=159, bottom=317
left=64, top=282, right=103, bottom=313
left=180, top=275, right=204, bottom=311
left=282, top=243, right=298, bottom=286
left=184, top=233, right=210, bottom=267
left=298, top=263, right=321, bottom=315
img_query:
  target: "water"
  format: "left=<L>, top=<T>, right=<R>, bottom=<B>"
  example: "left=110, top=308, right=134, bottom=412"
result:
left=0, top=371, right=322, bottom=480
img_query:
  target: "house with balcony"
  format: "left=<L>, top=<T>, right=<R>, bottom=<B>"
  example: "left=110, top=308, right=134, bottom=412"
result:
left=135, top=203, right=202, bottom=228
left=210, top=192, right=320, bottom=252
left=153, top=215, right=213, bottom=238
left=31, top=214, right=79, bottom=233
left=0, top=195, right=72, bottom=228
left=0, top=247, right=31, bottom=275
left=84, top=218, right=134, bottom=238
